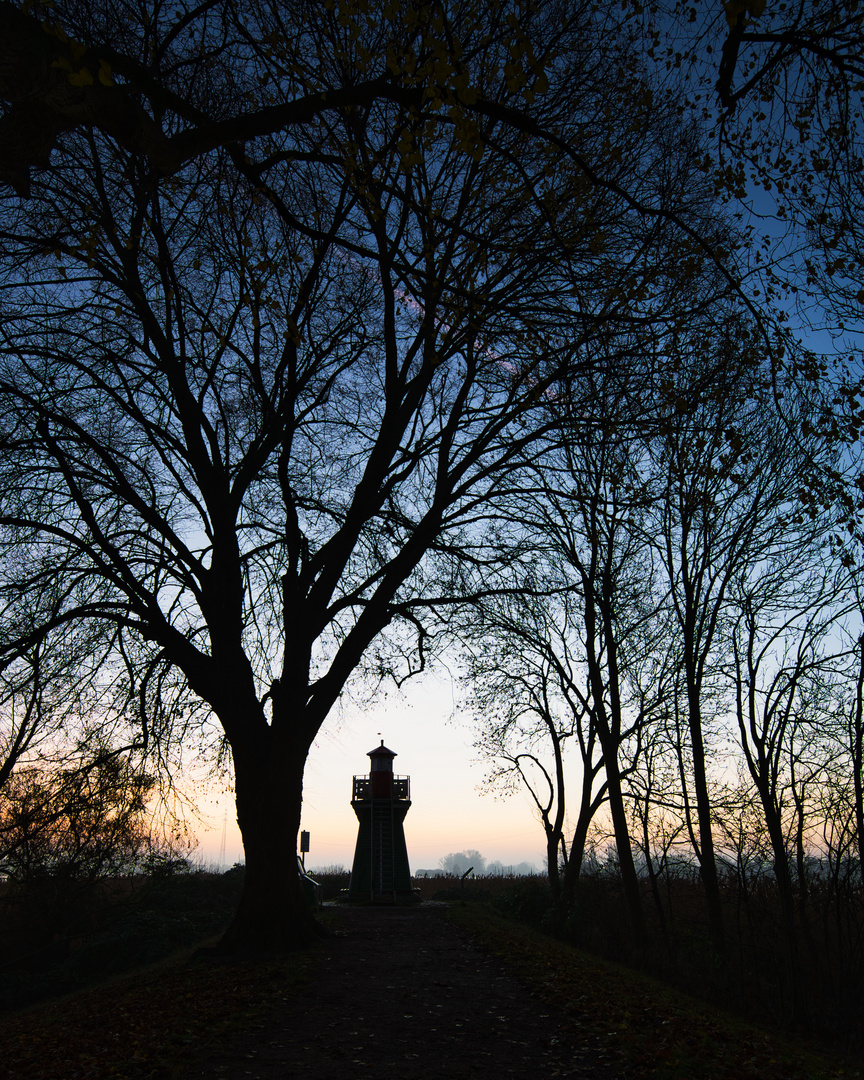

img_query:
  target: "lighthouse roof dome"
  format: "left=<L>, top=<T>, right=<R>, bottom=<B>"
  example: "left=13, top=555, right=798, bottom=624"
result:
left=367, top=740, right=396, bottom=758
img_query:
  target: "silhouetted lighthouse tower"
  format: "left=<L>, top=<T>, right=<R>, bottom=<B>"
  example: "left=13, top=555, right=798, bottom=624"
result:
left=348, top=741, right=413, bottom=902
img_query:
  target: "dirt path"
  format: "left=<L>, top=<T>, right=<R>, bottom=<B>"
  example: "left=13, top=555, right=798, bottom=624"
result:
left=179, top=902, right=611, bottom=1080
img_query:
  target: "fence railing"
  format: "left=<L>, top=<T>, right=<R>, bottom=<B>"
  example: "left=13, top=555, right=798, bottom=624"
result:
left=352, top=775, right=410, bottom=801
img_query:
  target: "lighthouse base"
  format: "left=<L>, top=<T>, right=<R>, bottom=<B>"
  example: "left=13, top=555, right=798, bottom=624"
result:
left=347, top=798, right=414, bottom=903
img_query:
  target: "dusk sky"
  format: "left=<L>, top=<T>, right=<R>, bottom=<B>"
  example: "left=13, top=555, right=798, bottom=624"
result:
left=196, top=672, right=548, bottom=874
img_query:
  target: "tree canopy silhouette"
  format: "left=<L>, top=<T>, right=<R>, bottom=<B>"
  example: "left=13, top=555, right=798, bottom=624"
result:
left=0, top=0, right=810, bottom=951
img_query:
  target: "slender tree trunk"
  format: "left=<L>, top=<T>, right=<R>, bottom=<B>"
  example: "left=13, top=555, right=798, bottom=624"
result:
left=544, top=713, right=568, bottom=898
left=563, top=826, right=588, bottom=892
left=852, top=640, right=864, bottom=884
left=789, top=759, right=811, bottom=934
left=545, top=829, right=561, bottom=897
left=582, top=578, right=646, bottom=946
left=562, top=737, right=604, bottom=899
left=686, top=675, right=725, bottom=958
left=562, top=781, right=601, bottom=896
left=639, top=799, right=669, bottom=942
left=761, top=792, right=808, bottom=1029
left=600, top=580, right=647, bottom=947
left=601, top=743, right=646, bottom=945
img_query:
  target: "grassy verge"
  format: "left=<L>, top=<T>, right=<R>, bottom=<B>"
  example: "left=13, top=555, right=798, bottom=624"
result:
left=448, top=903, right=861, bottom=1080
left=0, top=935, right=318, bottom=1080
left=3, top=901, right=860, bottom=1080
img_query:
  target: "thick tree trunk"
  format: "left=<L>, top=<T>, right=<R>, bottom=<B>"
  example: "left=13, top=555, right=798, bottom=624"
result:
left=217, top=731, right=320, bottom=953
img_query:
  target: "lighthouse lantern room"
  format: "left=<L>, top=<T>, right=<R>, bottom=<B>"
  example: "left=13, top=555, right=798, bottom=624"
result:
left=348, top=741, right=413, bottom=902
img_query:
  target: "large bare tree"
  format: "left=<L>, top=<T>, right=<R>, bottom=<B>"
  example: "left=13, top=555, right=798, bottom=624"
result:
left=0, top=0, right=730, bottom=950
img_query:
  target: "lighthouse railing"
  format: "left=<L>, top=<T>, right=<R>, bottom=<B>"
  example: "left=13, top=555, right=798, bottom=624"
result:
left=352, top=775, right=410, bottom=800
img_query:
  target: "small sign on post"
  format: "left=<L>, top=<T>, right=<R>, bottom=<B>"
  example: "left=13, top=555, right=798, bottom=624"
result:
left=300, top=830, right=310, bottom=869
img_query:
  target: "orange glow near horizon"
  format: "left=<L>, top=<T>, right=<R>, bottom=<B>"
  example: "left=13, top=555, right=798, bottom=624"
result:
left=194, top=675, right=550, bottom=873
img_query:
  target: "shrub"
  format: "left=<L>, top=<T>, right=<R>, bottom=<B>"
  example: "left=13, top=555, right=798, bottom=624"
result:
left=492, top=878, right=554, bottom=928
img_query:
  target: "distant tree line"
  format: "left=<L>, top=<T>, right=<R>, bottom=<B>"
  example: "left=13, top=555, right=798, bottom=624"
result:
left=429, top=850, right=538, bottom=877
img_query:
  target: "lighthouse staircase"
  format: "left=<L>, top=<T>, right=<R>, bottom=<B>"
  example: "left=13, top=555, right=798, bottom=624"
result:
left=370, top=798, right=397, bottom=902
